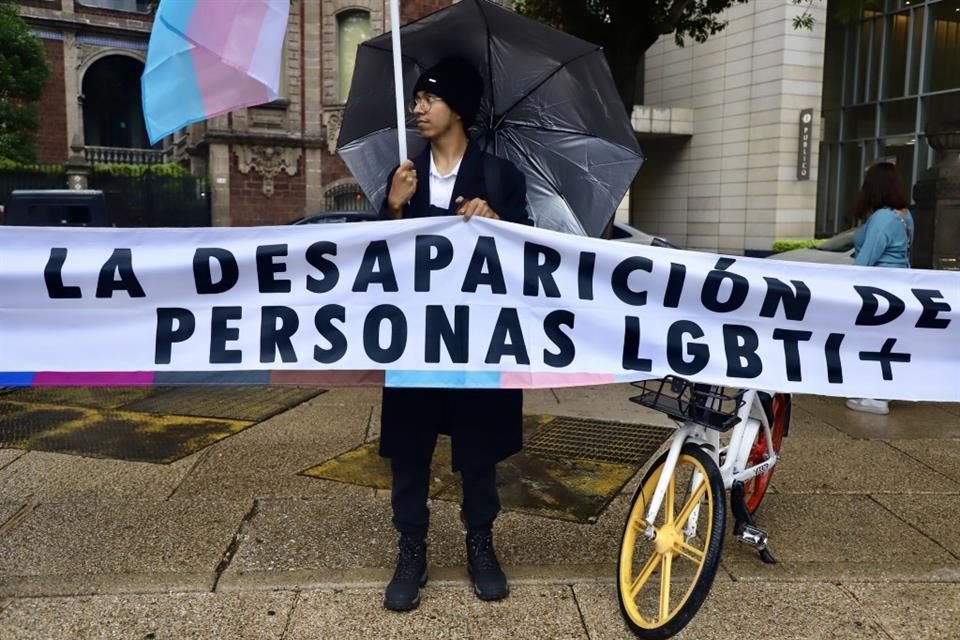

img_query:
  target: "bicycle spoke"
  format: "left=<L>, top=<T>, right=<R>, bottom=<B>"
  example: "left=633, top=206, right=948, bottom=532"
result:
left=659, top=553, right=673, bottom=621
left=673, top=539, right=705, bottom=564
left=630, top=551, right=662, bottom=599
left=675, top=481, right=707, bottom=528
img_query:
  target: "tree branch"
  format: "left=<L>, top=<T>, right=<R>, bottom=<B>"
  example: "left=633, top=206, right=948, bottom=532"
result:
left=660, top=0, right=699, bottom=34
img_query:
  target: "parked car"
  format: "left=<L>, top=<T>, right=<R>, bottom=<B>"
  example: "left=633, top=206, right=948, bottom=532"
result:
left=766, top=227, right=856, bottom=265
left=610, top=220, right=677, bottom=248
left=2, top=190, right=110, bottom=227
left=290, top=211, right=379, bottom=225
left=290, top=211, right=678, bottom=248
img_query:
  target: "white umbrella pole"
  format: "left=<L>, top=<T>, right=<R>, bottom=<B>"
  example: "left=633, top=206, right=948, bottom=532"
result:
left=390, top=0, right=407, bottom=161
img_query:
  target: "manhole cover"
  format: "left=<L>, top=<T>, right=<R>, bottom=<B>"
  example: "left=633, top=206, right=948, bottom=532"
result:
left=0, top=386, right=325, bottom=462
left=525, top=416, right=674, bottom=465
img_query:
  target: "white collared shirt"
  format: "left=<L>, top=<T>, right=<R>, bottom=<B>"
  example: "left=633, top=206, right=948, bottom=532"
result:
left=429, top=151, right=463, bottom=209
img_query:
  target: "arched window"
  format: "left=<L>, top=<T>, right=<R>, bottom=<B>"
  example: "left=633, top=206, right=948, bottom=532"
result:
left=338, top=10, right=371, bottom=102
left=82, top=55, right=149, bottom=149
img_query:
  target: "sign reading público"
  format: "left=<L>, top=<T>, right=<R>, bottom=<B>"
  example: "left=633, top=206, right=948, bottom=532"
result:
left=797, top=109, right=813, bottom=180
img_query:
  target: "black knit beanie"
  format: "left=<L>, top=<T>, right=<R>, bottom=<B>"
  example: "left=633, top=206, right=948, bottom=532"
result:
left=412, top=56, right=483, bottom=125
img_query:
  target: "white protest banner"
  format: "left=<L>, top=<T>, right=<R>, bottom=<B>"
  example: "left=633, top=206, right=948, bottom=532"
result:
left=0, top=217, right=957, bottom=401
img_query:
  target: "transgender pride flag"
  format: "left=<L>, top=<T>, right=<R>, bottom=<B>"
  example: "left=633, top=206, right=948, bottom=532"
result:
left=142, top=0, right=290, bottom=144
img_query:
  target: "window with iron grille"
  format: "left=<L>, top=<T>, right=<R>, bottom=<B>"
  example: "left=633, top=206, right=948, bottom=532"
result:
left=324, top=183, right=372, bottom=211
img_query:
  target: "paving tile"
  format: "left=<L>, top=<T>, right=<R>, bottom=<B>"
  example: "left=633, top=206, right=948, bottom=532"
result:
left=0, top=591, right=295, bottom=640
left=222, top=489, right=396, bottom=577
left=887, top=438, right=960, bottom=485
left=796, top=395, right=960, bottom=440
left=170, top=441, right=364, bottom=500
left=941, top=403, right=960, bottom=417
left=307, top=387, right=381, bottom=407
left=720, top=494, right=956, bottom=574
left=552, top=384, right=677, bottom=427
left=210, top=398, right=373, bottom=447
left=846, top=583, right=960, bottom=640
left=787, top=405, right=848, bottom=439
left=0, top=449, right=25, bottom=469
left=520, top=388, right=560, bottom=415
left=285, top=586, right=587, bottom=640
left=769, top=438, right=960, bottom=494
left=575, top=581, right=888, bottom=640
left=0, top=451, right=195, bottom=502
left=0, top=499, right=250, bottom=596
left=871, top=493, right=960, bottom=558
left=0, top=502, right=26, bottom=527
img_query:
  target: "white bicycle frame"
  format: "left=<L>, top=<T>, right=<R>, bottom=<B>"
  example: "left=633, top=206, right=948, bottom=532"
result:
left=641, top=387, right=778, bottom=541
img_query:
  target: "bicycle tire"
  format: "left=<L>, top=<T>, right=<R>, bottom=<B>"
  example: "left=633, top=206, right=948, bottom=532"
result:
left=744, top=393, right=791, bottom=515
left=617, top=444, right=726, bottom=639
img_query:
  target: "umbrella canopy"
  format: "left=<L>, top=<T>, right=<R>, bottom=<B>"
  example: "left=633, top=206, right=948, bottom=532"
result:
left=337, top=0, right=644, bottom=237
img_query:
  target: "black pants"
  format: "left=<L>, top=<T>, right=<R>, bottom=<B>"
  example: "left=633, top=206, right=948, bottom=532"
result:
left=390, top=438, right=500, bottom=539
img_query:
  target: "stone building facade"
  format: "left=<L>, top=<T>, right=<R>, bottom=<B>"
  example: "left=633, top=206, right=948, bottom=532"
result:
left=631, top=0, right=828, bottom=255
left=18, top=0, right=453, bottom=227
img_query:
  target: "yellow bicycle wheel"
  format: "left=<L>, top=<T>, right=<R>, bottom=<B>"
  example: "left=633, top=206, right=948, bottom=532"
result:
left=618, top=444, right=725, bottom=639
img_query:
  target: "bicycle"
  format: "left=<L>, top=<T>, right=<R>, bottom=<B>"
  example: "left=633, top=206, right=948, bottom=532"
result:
left=617, top=376, right=792, bottom=639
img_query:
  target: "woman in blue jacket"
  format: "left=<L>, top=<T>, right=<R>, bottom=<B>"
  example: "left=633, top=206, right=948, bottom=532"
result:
left=847, top=162, right=914, bottom=415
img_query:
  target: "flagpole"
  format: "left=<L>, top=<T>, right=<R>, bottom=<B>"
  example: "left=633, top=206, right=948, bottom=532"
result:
left=390, top=0, right=407, bottom=162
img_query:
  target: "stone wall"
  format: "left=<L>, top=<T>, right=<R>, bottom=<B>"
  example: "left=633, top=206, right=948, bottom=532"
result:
left=401, top=0, right=448, bottom=24
left=633, top=0, right=827, bottom=254
left=228, top=148, right=306, bottom=227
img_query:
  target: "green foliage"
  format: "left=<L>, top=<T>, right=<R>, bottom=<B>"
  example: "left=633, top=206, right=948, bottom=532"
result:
left=93, top=163, right=191, bottom=177
left=0, top=159, right=190, bottom=177
left=0, top=157, right=62, bottom=173
left=0, top=2, right=52, bottom=163
left=772, top=238, right=823, bottom=253
left=513, top=0, right=750, bottom=110
left=792, top=0, right=876, bottom=31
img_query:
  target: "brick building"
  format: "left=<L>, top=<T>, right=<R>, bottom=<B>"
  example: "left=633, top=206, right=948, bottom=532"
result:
left=18, top=0, right=958, bottom=262
left=17, top=0, right=455, bottom=227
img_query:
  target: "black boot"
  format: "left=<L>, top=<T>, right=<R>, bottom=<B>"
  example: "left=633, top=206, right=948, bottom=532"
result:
left=466, top=530, right=508, bottom=601
left=384, top=534, right=428, bottom=611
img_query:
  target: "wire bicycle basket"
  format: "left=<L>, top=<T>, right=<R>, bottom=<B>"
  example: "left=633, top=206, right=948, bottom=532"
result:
left=629, top=376, right=746, bottom=431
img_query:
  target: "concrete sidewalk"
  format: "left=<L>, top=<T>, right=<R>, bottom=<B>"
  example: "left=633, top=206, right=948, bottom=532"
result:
left=0, top=386, right=958, bottom=639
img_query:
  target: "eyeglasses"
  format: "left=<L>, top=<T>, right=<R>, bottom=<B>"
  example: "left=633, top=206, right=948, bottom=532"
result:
left=408, top=94, right=444, bottom=113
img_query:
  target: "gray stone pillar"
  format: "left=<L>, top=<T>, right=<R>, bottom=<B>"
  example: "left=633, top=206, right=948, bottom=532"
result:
left=209, top=143, right=231, bottom=226
left=64, top=134, right=90, bottom=190
left=912, top=128, right=960, bottom=271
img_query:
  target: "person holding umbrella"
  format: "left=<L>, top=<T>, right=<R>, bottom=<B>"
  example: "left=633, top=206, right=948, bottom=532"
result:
left=378, top=56, right=530, bottom=612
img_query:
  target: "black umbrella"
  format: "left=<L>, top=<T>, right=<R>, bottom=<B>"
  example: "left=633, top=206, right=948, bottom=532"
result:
left=336, top=0, right=644, bottom=237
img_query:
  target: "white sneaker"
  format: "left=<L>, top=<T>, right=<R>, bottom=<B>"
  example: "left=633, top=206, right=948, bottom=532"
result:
left=845, top=398, right=890, bottom=415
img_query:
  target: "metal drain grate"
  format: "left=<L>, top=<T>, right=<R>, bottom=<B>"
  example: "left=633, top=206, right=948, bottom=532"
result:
left=122, top=386, right=323, bottom=421
left=525, top=416, right=674, bottom=465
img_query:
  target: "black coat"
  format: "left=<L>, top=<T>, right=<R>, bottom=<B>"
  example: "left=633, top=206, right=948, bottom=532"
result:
left=379, top=141, right=531, bottom=471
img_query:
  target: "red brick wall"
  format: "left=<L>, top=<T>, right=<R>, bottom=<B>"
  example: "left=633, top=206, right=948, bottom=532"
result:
left=322, top=149, right=351, bottom=187
left=35, top=38, right=68, bottom=164
left=401, top=0, right=451, bottom=23
left=229, top=150, right=307, bottom=226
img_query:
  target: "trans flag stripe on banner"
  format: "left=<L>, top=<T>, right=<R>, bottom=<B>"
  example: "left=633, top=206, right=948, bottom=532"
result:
left=141, top=0, right=290, bottom=144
